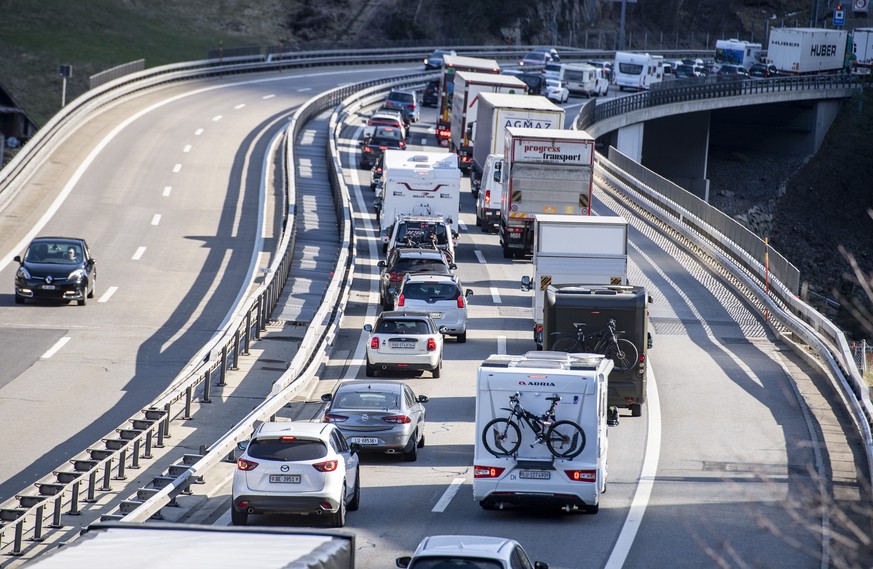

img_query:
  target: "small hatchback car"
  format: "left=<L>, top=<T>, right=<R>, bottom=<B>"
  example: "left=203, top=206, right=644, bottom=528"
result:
left=231, top=421, right=360, bottom=527
left=14, top=236, right=96, bottom=305
left=395, top=273, right=473, bottom=342
left=363, top=310, right=444, bottom=378
left=321, top=381, right=429, bottom=461
left=378, top=248, right=455, bottom=310
left=396, top=535, right=549, bottom=569
left=384, top=89, right=420, bottom=122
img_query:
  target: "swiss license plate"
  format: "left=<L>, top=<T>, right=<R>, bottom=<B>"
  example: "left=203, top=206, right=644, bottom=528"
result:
left=519, top=470, right=551, bottom=480
left=269, top=474, right=301, bottom=484
left=391, top=341, right=415, bottom=349
left=349, top=437, right=380, bottom=445
left=42, top=285, right=57, bottom=290
left=429, top=313, right=443, bottom=319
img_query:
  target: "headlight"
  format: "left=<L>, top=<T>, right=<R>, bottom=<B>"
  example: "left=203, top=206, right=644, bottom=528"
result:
left=17, top=267, right=31, bottom=279
left=67, top=268, right=87, bottom=282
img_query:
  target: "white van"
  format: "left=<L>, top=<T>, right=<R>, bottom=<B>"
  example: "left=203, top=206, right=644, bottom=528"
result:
left=473, top=351, right=614, bottom=514
left=474, top=154, right=504, bottom=233
left=561, top=63, right=608, bottom=97
left=613, top=52, right=665, bottom=91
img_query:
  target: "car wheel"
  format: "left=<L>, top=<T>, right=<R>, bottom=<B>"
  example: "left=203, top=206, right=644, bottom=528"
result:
left=432, top=359, right=441, bottom=378
left=417, top=432, right=426, bottom=448
left=348, top=471, right=361, bottom=512
left=475, top=215, right=481, bottom=227
left=402, top=434, right=418, bottom=462
left=457, top=332, right=466, bottom=344
left=77, top=297, right=86, bottom=306
left=331, top=485, right=347, bottom=527
left=630, top=403, right=642, bottom=417
left=14, top=294, right=24, bottom=305
left=231, top=507, right=248, bottom=526
left=88, top=279, right=95, bottom=298
left=584, top=503, right=600, bottom=514
left=365, top=358, right=377, bottom=377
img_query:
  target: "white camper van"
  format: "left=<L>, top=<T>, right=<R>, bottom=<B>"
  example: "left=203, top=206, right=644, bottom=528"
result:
left=473, top=351, right=614, bottom=514
left=562, top=63, right=609, bottom=97
left=613, top=52, right=665, bottom=91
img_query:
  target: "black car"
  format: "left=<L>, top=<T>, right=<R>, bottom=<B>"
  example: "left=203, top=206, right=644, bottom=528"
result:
left=748, top=63, right=779, bottom=78
left=423, top=49, right=456, bottom=71
left=422, top=79, right=439, bottom=107
left=717, top=64, right=750, bottom=78
left=14, top=236, right=96, bottom=305
left=359, top=126, right=406, bottom=169
left=377, top=248, right=455, bottom=310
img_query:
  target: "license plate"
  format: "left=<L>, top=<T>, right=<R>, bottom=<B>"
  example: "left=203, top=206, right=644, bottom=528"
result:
left=429, top=313, right=443, bottom=319
left=519, top=470, right=551, bottom=480
left=391, top=342, right=415, bottom=349
left=42, top=285, right=57, bottom=290
left=349, top=437, right=380, bottom=445
left=269, top=474, right=301, bottom=483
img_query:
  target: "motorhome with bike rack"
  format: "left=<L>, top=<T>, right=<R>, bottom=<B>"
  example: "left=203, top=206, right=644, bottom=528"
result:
left=473, top=351, right=614, bottom=514
left=542, top=285, right=651, bottom=417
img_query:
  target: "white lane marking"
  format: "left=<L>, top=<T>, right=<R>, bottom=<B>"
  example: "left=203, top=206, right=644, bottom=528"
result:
left=212, top=115, right=223, bottom=122
left=151, top=214, right=161, bottom=226
left=420, top=137, right=428, bottom=145
left=459, top=221, right=467, bottom=231
left=262, top=94, right=276, bottom=100
left=98, top=286, right=118, bottom=303
left=132, top=247, right=146, bottom=260
left=234, top=104, right=245, bottom=110
left=490, top=286, right=501, bottom=304
left=604, top=362, right=662, bottom=568
left=172, top=163, right=182, bottom=173
left=194, top=128, right=204, bottom=136
left=432, top=477, right=466, bottom=513
left=474, top=250, right=486, bottom=264
left=41, top=337, right=71, bottom=359
left=297, top=87, right=312, bottom=92
left=183, top=144, right=192, bottom=153
left=163, top=186, right=172, bottom=197
left=497, top=336, right=506, bottom=355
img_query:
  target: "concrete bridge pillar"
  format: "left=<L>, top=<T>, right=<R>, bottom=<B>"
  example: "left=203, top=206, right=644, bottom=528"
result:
left=641, top=110, right=712, bottom=201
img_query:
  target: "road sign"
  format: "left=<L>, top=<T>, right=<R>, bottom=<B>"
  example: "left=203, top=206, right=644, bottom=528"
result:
left=854, top=0, right=868, bottom=13
left=833, top=7, right=846, bottom=26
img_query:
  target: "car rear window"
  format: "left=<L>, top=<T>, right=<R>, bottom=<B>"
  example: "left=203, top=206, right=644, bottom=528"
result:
left=377, top=319, right=430, bottom=334
left=395, top=258, right=446, bottom=272
left=397, top=222, right=449, bottom=245
left=402, top=282, right=460, bottom=302
left=247, top=438, right=326, bottom=461
left=335, top=391, right=400, bottom=410
left=409, top=559, right=502, bottom=569
left=389, top=91, right=414, bottom=103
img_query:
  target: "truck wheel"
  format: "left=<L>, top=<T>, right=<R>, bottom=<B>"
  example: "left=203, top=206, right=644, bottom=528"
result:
left=475, top=215, right=481, bottom=227
left=456, top=333, right=466, bottom=343
left=502, top=244, right=512, bottom=259
left=630, top=403, right=642, bottom=417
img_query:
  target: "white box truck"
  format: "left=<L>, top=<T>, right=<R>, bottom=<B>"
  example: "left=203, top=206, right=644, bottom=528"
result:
left=450, top=71, right=527, bottom=175
left=437, top=54, right=501, bottom=146
left=521, top=215, right=628, bottom=347
left=471, top=92, right=564, bottom=181
left=499, top=128, right=595, bottom=259
left=853, top=28, right=873, bottom=68
left=767, top=28, right=849, bottom=74
left=473, top=351, right=614, bottom=514
left=376, top=150, right=461, bottom=248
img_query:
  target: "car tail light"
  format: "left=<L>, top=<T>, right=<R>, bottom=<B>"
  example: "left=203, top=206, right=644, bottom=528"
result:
left=399, top=141, right=406, bottom=148
left=363, top=145, right=372, bottom=153
left=397, top=294, right=405, bottom=307
left=509, top=226, right=523, bottom=233
left=370, top=337, right=380, bottom=350
left=474, top=465, right=505, bottom=478
left=313, top=460, right=339, bottom=472
left=457, top=295, right=465, bottom=308
left=237, top=458, right=259, bottom=471
left=409, top=104, right=416, bottom=110
left=379, top=146, right=388, bottom=151
left=383, top=415, right=411, bottom=424
left=323, top=413, right=348, bottom=423
left=485, top=190, right=491, bottom=206
left=427, top=338, right=437, bottom=351
left=565, top=469, right=596, bottom=482
left=389, top=272, right=403, bottom=282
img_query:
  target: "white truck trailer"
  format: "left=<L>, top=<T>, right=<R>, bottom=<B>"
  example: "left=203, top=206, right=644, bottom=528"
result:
left=470, top=92, right=564, bottom=181
left=767, top=28, right=849, bottom=74
left=450, top=71, right=527, bottom=175
left=521, top=215, right=628, bottom=347
left=853, top=28, right=873, bottom=69
left=499, top=128, right=595, bottom=259
left=473, top=351, right=614, bottom=514
left=377, top=150, right=461, bottom=248
left=436, top=54, right=501, bottom=146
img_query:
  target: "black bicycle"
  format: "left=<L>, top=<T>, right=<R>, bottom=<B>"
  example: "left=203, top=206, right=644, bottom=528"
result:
left=550, top=318, right=639, bottom=373
left=482, top=393, right=586, bottom=459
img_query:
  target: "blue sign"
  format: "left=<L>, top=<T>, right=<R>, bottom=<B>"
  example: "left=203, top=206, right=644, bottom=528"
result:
left=833, top=8, right=846, bottom=26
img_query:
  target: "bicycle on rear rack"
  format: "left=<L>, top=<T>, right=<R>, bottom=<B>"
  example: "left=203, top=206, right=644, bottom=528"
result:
left=482, top=392, right=585, bottom=459
left=550, top=318, right=639, bottom=373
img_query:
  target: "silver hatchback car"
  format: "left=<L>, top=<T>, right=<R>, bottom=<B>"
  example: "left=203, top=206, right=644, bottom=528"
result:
left=395, top=273, right=473, bottom=343
left=322, top=381, right=428, bottom=461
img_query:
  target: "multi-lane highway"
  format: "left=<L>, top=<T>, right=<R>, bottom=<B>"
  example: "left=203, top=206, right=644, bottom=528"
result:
left=0, top=62, right=868, bottom=568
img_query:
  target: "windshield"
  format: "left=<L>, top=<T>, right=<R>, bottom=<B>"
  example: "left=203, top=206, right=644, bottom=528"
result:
left=25, top=242, right=83, bottom=264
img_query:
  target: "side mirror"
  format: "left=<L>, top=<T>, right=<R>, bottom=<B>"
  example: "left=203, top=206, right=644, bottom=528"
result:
left=452, top=231, right=459, bottom=240
left=378, top=260, right=386, bottom=268
left=321, top=393, right=333, bottom=402
left=520, top=275, right=531, bottom=291
left=396, top=557, right=412, bottom=568
left=417, top=395, right=429, bottom=403
left=534, top=562, right=550, bottom=569
left=648, top=294, right=654, bottom=304
left=449, top=263, right=457, bottom=270
left=13, top=255, right=21, bottom=264
left=349, top=443, right=362, bottom=455
left=465, top=289, right=474, bottom=297
left=647, top=332, right=654, bottom=350
left=358, top=140, right=364, bottom=147
left=438, top=326, right=448, bottom=334
left=364, top=323, right=373, bottom=332
left=236, top=440, right=250, bottom=452
left=607, top=406, right=620, bottom=427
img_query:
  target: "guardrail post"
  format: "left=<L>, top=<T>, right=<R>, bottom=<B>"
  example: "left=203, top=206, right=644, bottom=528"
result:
left=202, top=368, right=212, bottom=404
left=131, top=439, right=141, bottom=469
left=32, top=504, right=44, bottom=541
left=183, top=386, right=193, bottom=419
left=13, top=519, right=23, bottom=555
left=51, top=495, right=63, bottom=528
left=218, top=345, right=228, bottom=386
left=115, top=449, right=127, bottom=480
left=69, top=480, right=81, bottom=514
left=243, top=312, right=252, bottom=355
left=256, top=295, right=264, bottom=338
left=163, top=402, right=173, bottom=438
left=86, top=471, right=97, bottom=502
left=100, top=460, right=112, bottom=491
left=144, top=428, right=154, bottom=457
left=231, top=329, right=241, bottom=370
